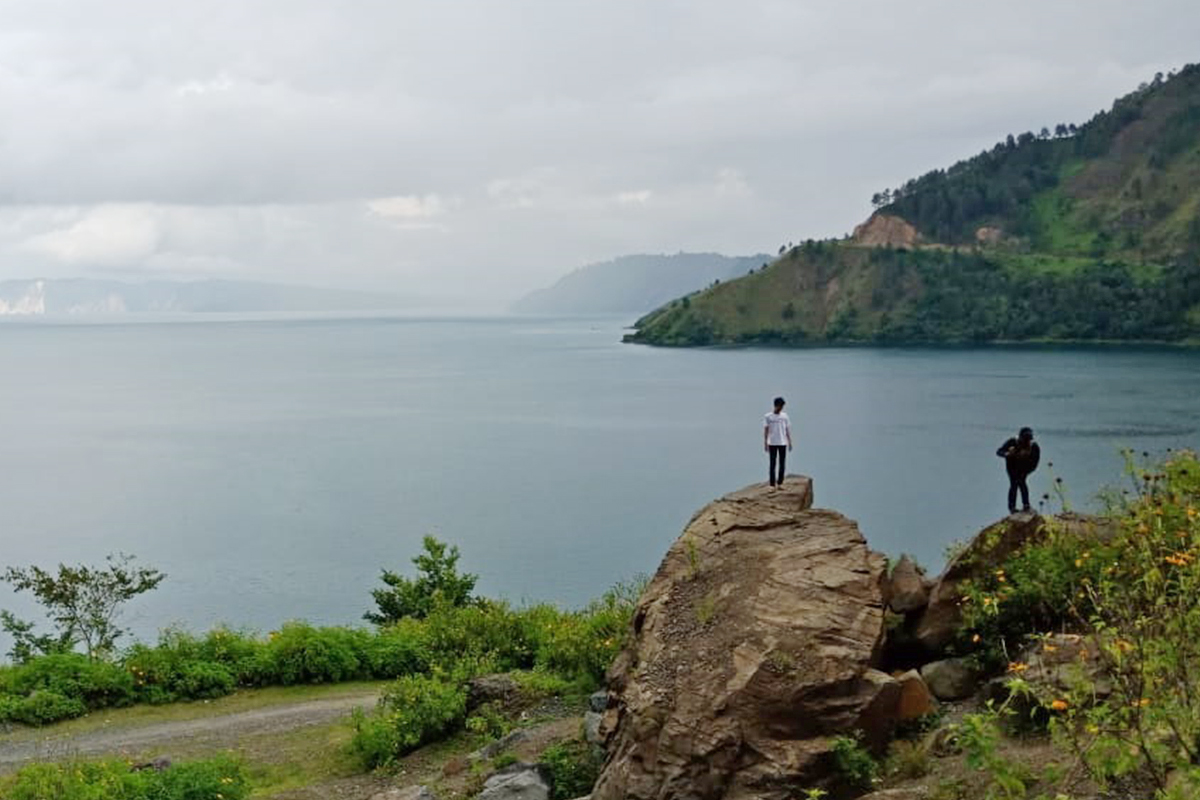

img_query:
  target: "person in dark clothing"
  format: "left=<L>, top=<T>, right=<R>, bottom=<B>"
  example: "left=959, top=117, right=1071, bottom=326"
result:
left=763, top=397, right=793, bottom=488
left=997, top=427, right=1040, bottom=513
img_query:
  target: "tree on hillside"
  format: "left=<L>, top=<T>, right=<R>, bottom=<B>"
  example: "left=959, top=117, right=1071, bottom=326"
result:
left=365, top=536, right=478, bottom=625
left=2, top=553, right=165, bottom=660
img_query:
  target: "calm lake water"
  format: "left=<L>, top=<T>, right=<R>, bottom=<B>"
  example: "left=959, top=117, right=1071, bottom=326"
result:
left=1, top=315, right=1198, bottom=651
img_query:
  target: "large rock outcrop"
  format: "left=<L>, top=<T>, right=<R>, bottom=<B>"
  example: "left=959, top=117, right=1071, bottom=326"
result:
left=851, top=214, right=919, bottom=248
left=592, top=477, right=892, bottom=800
left=912, top=512, right=1116, bottom=653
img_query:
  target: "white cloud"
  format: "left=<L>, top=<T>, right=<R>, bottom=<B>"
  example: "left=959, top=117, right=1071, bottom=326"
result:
left=0, top=0, right=1194, bottom=306
left=23, top=205, right=161, bottom=265
left=366, top=194, right=456, bottom=230
left=616, top=190, right=652, bottom=206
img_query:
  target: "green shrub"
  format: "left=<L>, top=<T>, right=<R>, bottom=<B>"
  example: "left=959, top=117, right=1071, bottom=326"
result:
left=363, top=621, right=431, bottom=678
left=10, top=690, right=87, bottom=725
left=1016, top=451, right=1200, bottom=794
left=956, top=519, right=1104, bottom=671
left=540, top=740, right=603, bottom=800
left=8, top=653, right=134, bottom=710
left=0, top=755, right=248, bottom=800
left=350, top=672, right=467, bottom=767
left=174, top=661, right=235, bottom=699
left=262, top=622, right=369, bottom=685
left=831, top=734, right=878, bottom=789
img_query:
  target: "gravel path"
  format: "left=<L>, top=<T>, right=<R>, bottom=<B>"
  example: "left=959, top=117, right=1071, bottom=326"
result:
left=0, top=691, right=380, bottom=768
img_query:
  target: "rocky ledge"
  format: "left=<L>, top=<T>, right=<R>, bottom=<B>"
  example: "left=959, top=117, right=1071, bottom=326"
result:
left=591, top=477, right=1109, bottom=800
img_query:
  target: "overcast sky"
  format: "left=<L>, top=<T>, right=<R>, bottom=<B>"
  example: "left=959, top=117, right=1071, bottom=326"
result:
left=0, top=1, right=1196, bottom=307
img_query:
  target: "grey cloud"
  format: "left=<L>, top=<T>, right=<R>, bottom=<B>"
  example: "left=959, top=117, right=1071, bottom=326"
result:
left=0, top=0, right=1196, bottom=305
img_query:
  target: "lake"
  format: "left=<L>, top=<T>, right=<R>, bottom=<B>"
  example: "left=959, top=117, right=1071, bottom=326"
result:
left=1, top=314, right=1198, bottom=652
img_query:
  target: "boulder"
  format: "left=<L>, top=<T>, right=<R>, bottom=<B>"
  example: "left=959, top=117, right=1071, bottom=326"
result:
left=913, top=513, right=1116, bottom=653
left=920, top=658, right=979, bottom=701
left=913, top=513, right=1046, bottom=652
left=583, top=711, right=604, bottom=746
left=887, top=555, right=929, bottom=613
left=369, top=787, right=438, bottom=800
left=478, top=763, right=552, bottom=800
left=895, top=670, right=937, bottom=721
left=592, top=478, right=893, bottom=800
left=470, top=729, right=533, bottom=763
left=468, top=673, right=521, bottom=711
left=858, top=789, right=930, bottom=800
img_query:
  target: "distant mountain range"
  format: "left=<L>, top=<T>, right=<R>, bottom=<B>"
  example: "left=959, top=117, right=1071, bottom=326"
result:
left=0, top=278, right=404, bottom=316
left=627, top=64, right=1200, bottom=346
left=512, top=252, right=771, bottom=315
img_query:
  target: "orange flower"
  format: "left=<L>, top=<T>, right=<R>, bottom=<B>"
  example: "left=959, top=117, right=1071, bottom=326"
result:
left=1007, top=661, right=1029, bottom=674
left=1050, top=699, right=1069, bottom=711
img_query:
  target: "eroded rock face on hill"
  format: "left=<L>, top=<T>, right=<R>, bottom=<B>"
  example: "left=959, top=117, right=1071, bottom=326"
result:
left=592, top=477, right=891, bottom=800
left=851, top=214, right=920, bottom=248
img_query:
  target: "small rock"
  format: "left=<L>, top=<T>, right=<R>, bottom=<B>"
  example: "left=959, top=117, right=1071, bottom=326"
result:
left=469, top=729, right=532, bottom=763
left=468, top=674, right=521, bottom=711
left=920, top=658, right=979, bottom=701
left=442, top=755, right=469, bottom=776
left=858, top=788, right=931, bottom=799
left=588, top=690, right=608, bottom=713
left=583, top=711, right=603, bottom=746
left=895, top=669, right=937, bottom=720
left=369, top=786, right=438, bottom=800
left=478, top=763, right=552, bottom=800
left=132, top=757, right=172, bottom=772
left=888, top=555, right=929, bottom=613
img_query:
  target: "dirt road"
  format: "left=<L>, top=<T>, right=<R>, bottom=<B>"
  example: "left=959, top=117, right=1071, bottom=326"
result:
left=0, top=690, right=380, bottom=769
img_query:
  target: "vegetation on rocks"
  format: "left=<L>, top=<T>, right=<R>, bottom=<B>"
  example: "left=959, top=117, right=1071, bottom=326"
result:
left=941, top=450, right=1200, bottom=798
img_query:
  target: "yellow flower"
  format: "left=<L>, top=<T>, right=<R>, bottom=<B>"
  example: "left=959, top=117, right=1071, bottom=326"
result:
left=1043, top=643, right=1058, bottom=653
left=1050, top=699, right=1069, bottom=711
left=1007, top=661, right=1029, bottom=674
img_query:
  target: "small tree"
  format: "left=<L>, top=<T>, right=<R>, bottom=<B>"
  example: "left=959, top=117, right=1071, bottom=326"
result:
left=2, top=553, right=165, bottom=660
left=0, top=609, right=75, bottom=663
left=365, top=536, right=477, bottom=625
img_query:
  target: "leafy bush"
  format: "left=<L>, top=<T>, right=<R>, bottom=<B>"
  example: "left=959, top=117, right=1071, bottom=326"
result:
left=174, top=661, right=235, bottom=699
left=956, top=520, right=1104, bottom=670
left=6, top=652, right=134, bottom=711
left=0, top=755, right=248, bottom=800
left=831, top=734, right=878, bottom=790
left=260, top=622, right=371, bottom=685
left=540, top=740, right=604, bottom=800
left=1011, top=451, right=1200, bottom=795
left=365, top=535, right=478, bottom=624
left=361, top=621, right=431, bottom=678
left=5, top=691, right=87, bottom=726
left=350, top=672, right=467, bottom=767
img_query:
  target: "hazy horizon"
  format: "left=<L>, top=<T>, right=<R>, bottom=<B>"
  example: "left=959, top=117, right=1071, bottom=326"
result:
left=1, top=1, right=1197, bottom=310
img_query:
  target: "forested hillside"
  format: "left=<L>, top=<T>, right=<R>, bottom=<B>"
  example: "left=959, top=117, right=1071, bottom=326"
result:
left=627, top=65, right=1200, bottom=346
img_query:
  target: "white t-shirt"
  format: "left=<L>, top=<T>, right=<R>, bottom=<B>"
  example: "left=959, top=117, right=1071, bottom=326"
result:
left=764, top=411, right=791, bottom=446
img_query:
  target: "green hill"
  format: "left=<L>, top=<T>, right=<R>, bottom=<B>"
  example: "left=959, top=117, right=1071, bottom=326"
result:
left=627, top=64, right=1200, bottom=346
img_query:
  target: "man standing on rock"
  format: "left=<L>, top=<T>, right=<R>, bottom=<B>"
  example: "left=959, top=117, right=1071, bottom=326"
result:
left=997, top=427, right=1040, bottom=513
left=763, top=396, right=793, bottom=488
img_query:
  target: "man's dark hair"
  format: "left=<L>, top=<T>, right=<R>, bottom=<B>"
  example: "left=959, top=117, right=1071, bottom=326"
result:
left=1019, top=427, right=1034, bottom=440
left=773, top=397, right=786, bottom=407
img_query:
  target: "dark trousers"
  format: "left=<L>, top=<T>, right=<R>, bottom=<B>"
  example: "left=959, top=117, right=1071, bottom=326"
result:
left=1007, top=471, right=1030, bottom=512
left=768, top=445, right=787, bottom=486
